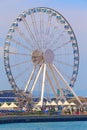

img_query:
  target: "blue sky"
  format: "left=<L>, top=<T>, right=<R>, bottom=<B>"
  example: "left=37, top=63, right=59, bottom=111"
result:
left=0, top=0, right=87, bottom=97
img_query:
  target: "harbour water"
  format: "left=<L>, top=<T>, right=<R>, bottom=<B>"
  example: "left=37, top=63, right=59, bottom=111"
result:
left=0, top=121, right=87, bottom=130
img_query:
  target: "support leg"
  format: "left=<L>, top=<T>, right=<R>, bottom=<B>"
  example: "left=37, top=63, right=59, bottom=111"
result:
left=53, top=64, right=82, bottom=106
left=41, top=64, right=46, bottom=107
left=30, top=64, right=43, bottom=94
left=24, top=67, right=36, bottom=92
left=48, top=64, right=66, bottom=101
left=46, top=71, right=58, bottom=99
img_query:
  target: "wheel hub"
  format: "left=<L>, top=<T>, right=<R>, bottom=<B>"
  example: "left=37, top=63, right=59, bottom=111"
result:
left=32, top=49, right=54, bottom=65
left=44, top=49, right=54, bottom=64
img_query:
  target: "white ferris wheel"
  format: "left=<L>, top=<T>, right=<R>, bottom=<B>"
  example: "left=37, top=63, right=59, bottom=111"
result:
left=4, top=7, right=82, bottom=106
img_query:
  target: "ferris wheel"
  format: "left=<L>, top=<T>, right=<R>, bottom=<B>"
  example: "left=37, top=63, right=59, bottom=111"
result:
left=4, top=7, right=81, bottom=106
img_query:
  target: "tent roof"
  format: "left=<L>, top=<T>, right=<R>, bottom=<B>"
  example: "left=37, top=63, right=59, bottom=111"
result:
left=50, top=101, right=57, bottom=106
left=46, top=101, right=51, bottom=106
left=35, top=101, right=42, bottom=106
left=0, top=102, right=9, bottom=108
left=32, top=107, right=41, bottom=111
left=9, top=102, right=18, bottom=108
left=57, top=100, right=63, bottom=105
left=70, top=102, right=76, bottom=106
left=63, top=101, right=70, bottom=105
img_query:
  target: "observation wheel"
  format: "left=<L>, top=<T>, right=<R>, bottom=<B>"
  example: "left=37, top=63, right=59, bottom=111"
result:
left=4, top=7, right=80, bottom=106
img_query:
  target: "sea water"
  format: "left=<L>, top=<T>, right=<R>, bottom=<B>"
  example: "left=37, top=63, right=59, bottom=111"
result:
left=0, top=121, right=87, bottom=130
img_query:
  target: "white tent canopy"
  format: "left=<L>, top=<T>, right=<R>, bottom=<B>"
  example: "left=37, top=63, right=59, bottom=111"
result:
left=63, top=101, right=70, bottom=106
left=50, top=101, right=57, bottom=106
left=57, top=100, right=63, bottom=106
left=9, top=102, right=18, bottom=108
left=0, top=102, right=9, bottom=109
left=35, top=101, right=42, bottom=106
left=32, top=107, right=41, bottom=111
left=46, top=101, right=51, bottom=106
left=70, top=102, right=76, bottom=106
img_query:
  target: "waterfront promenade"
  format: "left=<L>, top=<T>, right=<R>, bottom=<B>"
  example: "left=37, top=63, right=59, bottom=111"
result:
left=0, top=114, right=87, bottom=124
left=0, top=113, right=87, bottom=124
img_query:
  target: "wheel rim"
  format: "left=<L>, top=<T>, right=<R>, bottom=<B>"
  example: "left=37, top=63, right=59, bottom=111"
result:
left=4, top=7, right=79, bottom=100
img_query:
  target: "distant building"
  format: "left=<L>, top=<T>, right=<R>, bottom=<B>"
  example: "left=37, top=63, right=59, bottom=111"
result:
left=0, top=90, right=17, bottom=103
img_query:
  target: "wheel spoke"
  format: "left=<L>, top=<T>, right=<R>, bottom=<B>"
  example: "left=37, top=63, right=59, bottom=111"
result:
left=53, top=63, right=71, bottom=80
left=40, top=12, right=44, bottom=49
left=47, top=30, right=66, bottom=49
left=9, top=51, right=31, bottom=56
left=55, top=53, right=73, bottom=56
left=11, top=39, right=30, bottom=51
left=54, top=59, right=73, bottom=67
left=15, top=65, right=30, bottom=80
left=16, top=27, right=34, bottom=49
left=22, top=18, right=39, bottom=49
left=53, top=40, right=71, bottom=51
left=44, top=15, right=52, bottom=47
left=11, top=60, right=31, bottom=68
left=46, top=24, right=59, bottom=48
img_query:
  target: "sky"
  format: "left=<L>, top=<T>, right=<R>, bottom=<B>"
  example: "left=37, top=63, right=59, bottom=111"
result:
left=0, top=0, right=87, bottom=97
